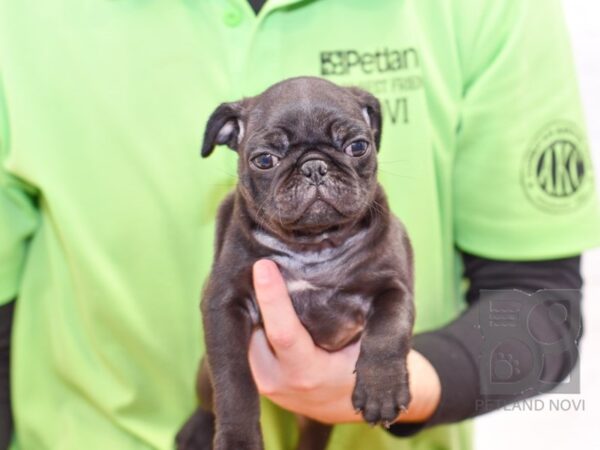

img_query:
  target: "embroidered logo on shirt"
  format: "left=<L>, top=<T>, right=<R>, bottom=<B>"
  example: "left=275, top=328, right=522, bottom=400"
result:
left=521, top=121, right=593, bottom=212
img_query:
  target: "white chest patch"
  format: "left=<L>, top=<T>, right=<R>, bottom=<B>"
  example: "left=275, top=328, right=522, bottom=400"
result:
left=252, top=229, right=369, bottom=296
left=286, top=279, right=320, bottom=293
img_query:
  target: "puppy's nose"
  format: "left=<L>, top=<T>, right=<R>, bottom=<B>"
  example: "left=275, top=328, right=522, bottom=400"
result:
left=300, top=159, right=328, bottom=185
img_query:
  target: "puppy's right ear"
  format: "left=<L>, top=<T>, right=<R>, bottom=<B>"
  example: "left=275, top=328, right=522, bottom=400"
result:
left=201, top=101, right=246, bottom=158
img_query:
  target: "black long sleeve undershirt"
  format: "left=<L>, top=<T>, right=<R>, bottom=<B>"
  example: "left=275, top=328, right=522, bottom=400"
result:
left=0, top=301, right=13, bottom=450
left=388, top=253, right=583, bottom=437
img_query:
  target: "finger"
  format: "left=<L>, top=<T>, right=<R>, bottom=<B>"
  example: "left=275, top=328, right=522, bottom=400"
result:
left=248, top=329, right=282, bottom=395
left=323, top=339, right=361, bottom=379
left=253, top=259, right=315, bottom=370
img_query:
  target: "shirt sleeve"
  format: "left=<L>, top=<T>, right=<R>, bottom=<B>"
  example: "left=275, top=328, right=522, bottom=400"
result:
left=453, top=0, right=600, bottom=260
left=0, top=70, right=39, bottom=304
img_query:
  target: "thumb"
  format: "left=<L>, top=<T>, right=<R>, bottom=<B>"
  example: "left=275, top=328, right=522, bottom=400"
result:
left=253, top=259, right=314, bottom=369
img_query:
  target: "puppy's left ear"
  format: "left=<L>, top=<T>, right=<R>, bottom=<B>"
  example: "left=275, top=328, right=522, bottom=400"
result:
left=347, top=87, right=383, bottom=151
left=201, top=100, right=247, bottom=158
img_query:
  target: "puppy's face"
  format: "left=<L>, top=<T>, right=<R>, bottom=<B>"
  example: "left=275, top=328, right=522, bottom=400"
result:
left=202, top=77, right=382, bottom=240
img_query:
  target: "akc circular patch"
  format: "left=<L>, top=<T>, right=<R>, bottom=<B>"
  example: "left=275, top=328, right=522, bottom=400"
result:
left=521, top=121, right=593, bottom=213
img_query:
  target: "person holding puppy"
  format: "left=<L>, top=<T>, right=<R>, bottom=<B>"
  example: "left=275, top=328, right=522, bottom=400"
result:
left=0, top=1, right=598, bottom=450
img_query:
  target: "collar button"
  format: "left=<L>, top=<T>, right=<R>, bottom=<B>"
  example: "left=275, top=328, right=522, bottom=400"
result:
left=223, top=8, right=243, bottom=27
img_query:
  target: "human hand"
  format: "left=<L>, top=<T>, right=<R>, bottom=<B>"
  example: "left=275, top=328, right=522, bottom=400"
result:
left=248, top=259, right=441, bottom=425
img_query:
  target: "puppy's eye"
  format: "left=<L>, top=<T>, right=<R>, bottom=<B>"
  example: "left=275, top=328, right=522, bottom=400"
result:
left=251, top=153, right=279, bottom=170
left=344, top=140, right=369, bottom=157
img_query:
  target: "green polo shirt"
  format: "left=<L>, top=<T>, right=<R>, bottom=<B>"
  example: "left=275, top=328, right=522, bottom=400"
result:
left=1, top=0, right=599, bottom=449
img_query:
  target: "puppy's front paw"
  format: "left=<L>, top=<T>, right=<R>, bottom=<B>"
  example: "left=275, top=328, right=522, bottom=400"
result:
left=352, top=361, right=411, bottom=427
left=214, top=426, right=263, bottom=450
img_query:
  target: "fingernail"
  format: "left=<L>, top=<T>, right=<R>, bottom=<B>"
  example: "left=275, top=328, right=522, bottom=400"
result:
left=254, top=260, right=273, bottom=285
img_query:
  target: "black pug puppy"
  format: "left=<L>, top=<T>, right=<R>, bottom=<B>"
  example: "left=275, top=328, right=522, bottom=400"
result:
left=177, top=77, right=414, bottom=450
